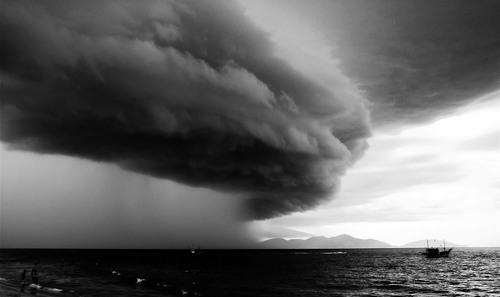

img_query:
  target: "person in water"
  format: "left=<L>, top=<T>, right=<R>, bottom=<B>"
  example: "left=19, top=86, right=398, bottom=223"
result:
left=20, top=269, right=27, bottom=284
left=31, top=262, right=39, bottom=285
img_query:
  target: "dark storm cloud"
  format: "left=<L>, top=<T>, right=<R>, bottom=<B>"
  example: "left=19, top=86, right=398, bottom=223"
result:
left=277, top=0, right=500, bottom=128
left=0, top=0, right=370, bottom=219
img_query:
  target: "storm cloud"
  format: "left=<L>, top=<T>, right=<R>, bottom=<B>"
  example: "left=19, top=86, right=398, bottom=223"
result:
left=0, top=0, right=370, bottom=219
left=263, top=0, right=500, bottom=128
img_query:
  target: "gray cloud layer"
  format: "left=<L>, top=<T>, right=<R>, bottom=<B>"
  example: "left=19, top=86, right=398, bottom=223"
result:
left=0, top=0, right=370, bottom=219
left=273, top=0, right=500, bottom=128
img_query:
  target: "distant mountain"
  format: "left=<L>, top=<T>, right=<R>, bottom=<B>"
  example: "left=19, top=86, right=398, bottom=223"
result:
left=259, top=234, right=393, bottom=249
left=259, top=226, right=314, bottom=239
left=401, top=239, right=466, bottom=248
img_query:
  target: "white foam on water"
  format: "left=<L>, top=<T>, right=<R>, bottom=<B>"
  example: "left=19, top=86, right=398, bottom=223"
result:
left=321, top=251, right=347, bottom=255
left=136, top=278, right=146, bottom=284
left=45, top=287, right=63, bottom=292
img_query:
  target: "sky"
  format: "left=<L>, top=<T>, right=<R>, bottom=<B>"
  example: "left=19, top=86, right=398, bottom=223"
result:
left=1, top=0, right=499, bottom=248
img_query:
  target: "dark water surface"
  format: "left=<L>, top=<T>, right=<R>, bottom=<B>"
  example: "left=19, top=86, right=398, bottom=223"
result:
left=1, top=248, right=499, bottom=296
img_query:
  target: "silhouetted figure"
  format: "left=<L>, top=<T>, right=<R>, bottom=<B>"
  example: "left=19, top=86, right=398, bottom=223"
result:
left=31, top=263, right=39, bottom=285
left=20, top=269, right=27, bottom=284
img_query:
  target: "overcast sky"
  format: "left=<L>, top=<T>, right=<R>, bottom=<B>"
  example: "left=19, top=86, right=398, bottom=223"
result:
left=1, top=0, right=499, bottom=248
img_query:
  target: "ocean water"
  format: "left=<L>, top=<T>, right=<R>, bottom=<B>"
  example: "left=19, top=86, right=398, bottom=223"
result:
left=1, top=248, right=499, bottom=296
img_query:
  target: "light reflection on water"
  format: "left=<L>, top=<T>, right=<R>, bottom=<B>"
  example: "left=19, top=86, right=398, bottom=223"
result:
left=0, top=248, right=499, bottom=297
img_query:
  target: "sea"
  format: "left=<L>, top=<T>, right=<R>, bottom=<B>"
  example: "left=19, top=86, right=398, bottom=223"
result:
left=1, top=248, right=499, bottom=297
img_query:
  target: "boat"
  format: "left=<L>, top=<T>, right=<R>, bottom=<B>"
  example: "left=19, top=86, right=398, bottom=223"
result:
left=423, top=239, right=452, bottom=258
left=190, top=246, right=202, bottom=255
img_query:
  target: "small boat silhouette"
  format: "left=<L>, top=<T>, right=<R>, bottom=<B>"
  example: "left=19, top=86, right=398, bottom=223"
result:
left=423, top=239, right=452, bottom=258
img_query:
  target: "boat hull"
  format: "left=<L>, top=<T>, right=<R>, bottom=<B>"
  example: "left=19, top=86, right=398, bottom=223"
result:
left=424, top=248, right=452, bottom=258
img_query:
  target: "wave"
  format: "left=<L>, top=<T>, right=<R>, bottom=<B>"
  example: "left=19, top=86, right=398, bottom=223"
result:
left=136, top=278, right=146, bottom=284
left=321, top=251, right=347, bottom=255
left=291, top=251, right=347, bottom=255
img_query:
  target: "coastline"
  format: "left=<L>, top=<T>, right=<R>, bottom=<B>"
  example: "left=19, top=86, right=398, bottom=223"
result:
left=0, top=279, right=74, bottom=297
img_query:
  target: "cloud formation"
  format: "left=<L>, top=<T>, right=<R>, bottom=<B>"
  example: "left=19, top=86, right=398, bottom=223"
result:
left=253, top=0, right=500, bottom=128
left=0, top=0, right=370, bottom=219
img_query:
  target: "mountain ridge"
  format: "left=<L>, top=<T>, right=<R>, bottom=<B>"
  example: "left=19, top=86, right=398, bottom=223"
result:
left=259, top=234, right=466, bottom=249
left=259, top=234, right=392, bottom=249
left=401, top=239, right=465, bottom=248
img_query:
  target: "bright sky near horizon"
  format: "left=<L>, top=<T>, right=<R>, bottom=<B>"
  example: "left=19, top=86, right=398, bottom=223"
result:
left=241, top=0, right=500, bottom=247
left=1, top=0, right=499, bottom=248
left=253, top=92, right=500, bottom=246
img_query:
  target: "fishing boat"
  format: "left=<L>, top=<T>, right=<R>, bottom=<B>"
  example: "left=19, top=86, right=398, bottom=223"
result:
left=190, top=246, right=202, bottom=255
left=423, top=239, right=452, bottom=258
